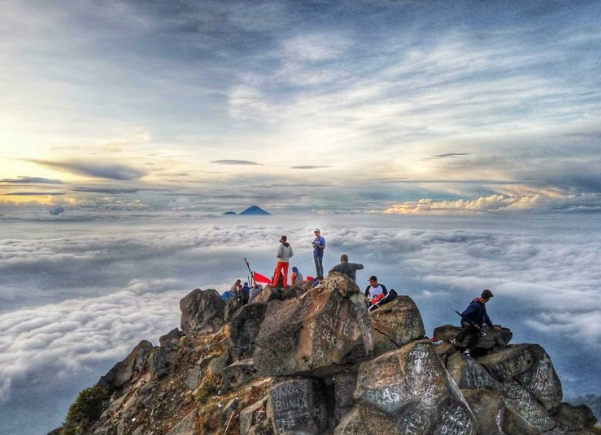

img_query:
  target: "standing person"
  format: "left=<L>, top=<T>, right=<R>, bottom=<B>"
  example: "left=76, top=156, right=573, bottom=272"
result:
left=291, top=267, right=303, bottom=285
left=241, top=282, right=251, bottom=304
left=312, top=228, right=326, bottom=278
left=329, top=254, right=364, bottom=282
left=230, top=279, right=242, bottom=292
left=364, top=276, right=388, bottom=307
left=272, top=235, right=293, bottom=288
left=452, top=289, right=502, bottom=357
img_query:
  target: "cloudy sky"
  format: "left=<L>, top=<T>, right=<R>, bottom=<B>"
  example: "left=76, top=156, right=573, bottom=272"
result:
left=1, top=0, right=600, bottom=214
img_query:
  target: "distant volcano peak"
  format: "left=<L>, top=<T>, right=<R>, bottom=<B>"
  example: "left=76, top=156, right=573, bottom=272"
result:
left=239, top=205, right=270, bottom=215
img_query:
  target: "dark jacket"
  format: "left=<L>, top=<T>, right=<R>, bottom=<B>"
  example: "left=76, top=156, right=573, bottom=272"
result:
left=461, top=298, right=493, bottom=328
left=329, top=261, right=364, bottom=282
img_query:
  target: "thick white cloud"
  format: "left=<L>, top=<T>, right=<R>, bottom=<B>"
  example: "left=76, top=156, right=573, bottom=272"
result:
left=1, top=214, right=601, bottom=428
left=0, top=279, right=183, bottom=403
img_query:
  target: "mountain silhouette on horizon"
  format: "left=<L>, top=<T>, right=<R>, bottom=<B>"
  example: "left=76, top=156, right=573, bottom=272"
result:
left=239, top=205, right=270, bottom=215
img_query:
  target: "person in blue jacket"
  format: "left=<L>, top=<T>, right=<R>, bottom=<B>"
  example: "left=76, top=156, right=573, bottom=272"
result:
left=452, top=289, right=502, bottom=357
left=312, top=228, right=326, bottom=277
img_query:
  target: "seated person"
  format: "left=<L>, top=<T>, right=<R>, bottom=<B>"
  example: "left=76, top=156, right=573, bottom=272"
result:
left=364, top=275, right=388, bottom=307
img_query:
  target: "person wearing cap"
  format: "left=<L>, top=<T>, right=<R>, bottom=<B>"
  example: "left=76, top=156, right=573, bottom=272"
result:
left=312, top=228, right=326, bottom=277
left=452, top=289, right=502, bottom=357
left=364, top=276, right=388, bottom=307
left=272, top=235, right=293, bottom=288
left=329, top=254, right=364, bottom=282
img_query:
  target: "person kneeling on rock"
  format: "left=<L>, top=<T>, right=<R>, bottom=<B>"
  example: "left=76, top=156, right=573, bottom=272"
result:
left=452, top=289, right=502, bottom=358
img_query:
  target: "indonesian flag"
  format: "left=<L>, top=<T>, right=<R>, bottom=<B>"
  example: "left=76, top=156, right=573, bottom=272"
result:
left=253, top=272, right=271, bottom=284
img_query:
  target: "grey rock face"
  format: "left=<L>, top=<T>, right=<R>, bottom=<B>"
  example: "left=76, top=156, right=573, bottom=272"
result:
left=224, top=296, right=243, bottom=322
left=333, top=407, right=368, bottom=435
left=354, top=339, right=477, bottom=434
left=221, top=359, right=257, bottom=389
left=503, top=379, right=556, bottom=432
left=552, top=402, right=598, bottom=432
left=477, top=345, right=535, bottom=381
left=433, top=324, right=512, bottom=350
left=240, top=396, right=272, bottom=435
left=516, top=344, right=562, bottom=411
left=267, top=379, right=328, bottom=435
left=179, top=288, right=225, bottom=335
left=229, top=303, right=268, bottom=361
left=253, top=280, right=373, bottom=377
left=100, top=340, right=154, bottom=390
left=502, top=405, right=542, bottom=435
left=165, top=409, right=198, bottom=435
left=462, top=389, right=505, bottom=435
left=370, top=295, right=425, bottom=349
left=447, top=352, right=502, bottom=390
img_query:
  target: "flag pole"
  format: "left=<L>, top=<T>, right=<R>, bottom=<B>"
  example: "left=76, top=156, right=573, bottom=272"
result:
left=244, top=258, right=255, bottom=287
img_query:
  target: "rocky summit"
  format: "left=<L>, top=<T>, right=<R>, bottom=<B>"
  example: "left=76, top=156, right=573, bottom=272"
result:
left=51, top=273, right=600, bottom=435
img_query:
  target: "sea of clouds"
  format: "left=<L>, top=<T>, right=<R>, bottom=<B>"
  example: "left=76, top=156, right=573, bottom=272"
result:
left=1, top=212, right=600, bottom=434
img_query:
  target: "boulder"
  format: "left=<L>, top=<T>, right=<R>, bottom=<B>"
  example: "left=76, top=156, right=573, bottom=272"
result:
left=447, top=352, right=502, bottom=390
left=503, top=405, right=542, bottom=435
left=354, top=339, right=477, bottom=434
left=266, top=379, right=328, bottom=435
left=333, top=371, right=358, bottom=420
left=434, top=341, right=459, bottom=365
left=224, top=296, right=243, bottom=322
left=325, top=272, right=363, bottom=302
left=333, top=407, right=368, bottom=435
left=552, top=402, right=598, bottom=432
left=240, top=396, right=270, bottom=435
left=462, top=389, right=505, bottom=435
left=370, top=296, right=425, bottom=347
left=477, top=345, right=535, bottom=381
left=221, top=359, right=257, bottom=389
left=165, top=409, right=198, bottom=435
left=100, top=340, right=154, bottom=390
left=433, top=324, right=512, bottom=351
left=253, top=280, right=374, bottom=377
left=515, top=344, right=562, bottom=411
left=250, top=285, right=282, bottom=304
left=503, top=379, right=556, bottom=431
left=180, top=288, right=225, bottom=335
left=229, top=303, right=268, bottom=361
left=159, top=328, right=182, bottom=347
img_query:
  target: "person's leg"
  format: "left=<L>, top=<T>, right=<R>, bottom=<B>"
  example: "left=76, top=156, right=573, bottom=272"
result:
left=456, top=321, right=476, bottom=344
left=317, top=256, right=324, bottom=277
left=314, top=255, right=320, bottom=276
left=282, top=262, right=290, bottom=288
left=272, top=262, right=284, bottom=287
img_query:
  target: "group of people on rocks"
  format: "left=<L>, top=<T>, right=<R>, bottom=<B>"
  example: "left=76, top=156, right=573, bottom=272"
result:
left=228, top=227, right=503, bottom=358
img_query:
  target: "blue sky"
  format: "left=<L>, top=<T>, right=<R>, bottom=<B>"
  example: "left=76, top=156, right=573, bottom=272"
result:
left=1, top=0, right=601, bottom=214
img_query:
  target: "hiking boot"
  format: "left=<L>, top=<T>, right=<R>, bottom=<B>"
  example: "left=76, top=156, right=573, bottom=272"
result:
left=462, top=350, right=472, bottom=358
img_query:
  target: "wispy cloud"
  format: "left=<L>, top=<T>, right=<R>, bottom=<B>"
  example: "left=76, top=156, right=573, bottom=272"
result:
left=0, top=177, right=63, bottom=185
left=211, top=160, right=262, bottom=166
left=424, top=153, right=469, bottom=160
left=29, top=160, right=148, bottom=181
left=3, top=192, right=65, bottom=196
left=291, top=165, right=332, bottom=170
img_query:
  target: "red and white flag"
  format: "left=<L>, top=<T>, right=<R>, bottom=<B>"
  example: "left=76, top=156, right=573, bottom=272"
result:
left=253, top=272, right=271, bottom=284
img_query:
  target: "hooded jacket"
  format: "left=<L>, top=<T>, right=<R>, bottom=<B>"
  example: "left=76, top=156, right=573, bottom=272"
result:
left=277, top=242, right=294, bottom=262
left=461, top=298, right=493, bottom=328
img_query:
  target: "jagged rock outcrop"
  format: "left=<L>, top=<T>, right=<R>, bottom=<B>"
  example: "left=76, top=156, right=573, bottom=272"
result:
left=353, top=339, right=477, bottom=434
left=253, top=275, right=374, bottom=377
left=53, top=273, right=600, bottom=435
left=180, top=288, right=225, bottom=335
left=433, top=324, right=513, bottom=352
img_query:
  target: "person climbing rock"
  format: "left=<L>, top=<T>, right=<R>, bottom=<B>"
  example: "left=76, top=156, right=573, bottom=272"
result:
left=329, top=254, right=364, bottom=282
left=452, top=289, right=502, bottom=357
